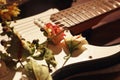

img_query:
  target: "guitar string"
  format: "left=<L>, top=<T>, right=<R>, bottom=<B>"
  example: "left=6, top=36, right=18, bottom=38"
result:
left=0, top=13, right=53, bottom=40
left=51, top=11, right=76, bottom=27
left=51, top=0, right=120, bottom=26
left=1, top=0, right=120, bottom=33
left=11, top=0, right=120, bottom=34
left=0, top=0, right=120, bottom=40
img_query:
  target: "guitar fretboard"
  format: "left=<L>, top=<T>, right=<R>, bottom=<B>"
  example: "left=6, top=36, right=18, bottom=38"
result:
left=50, top=0, right=120, bottom=27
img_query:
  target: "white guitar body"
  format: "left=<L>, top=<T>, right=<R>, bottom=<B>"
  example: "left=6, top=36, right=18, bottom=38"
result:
left=0, top=8, right=120, bottom=80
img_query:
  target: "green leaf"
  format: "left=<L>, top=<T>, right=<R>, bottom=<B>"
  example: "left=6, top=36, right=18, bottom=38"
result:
left=32, top=44, right=57, bottom=68
left=24, top=59, right=52, bottom=80
left=6, top=30, right=35, bottom=60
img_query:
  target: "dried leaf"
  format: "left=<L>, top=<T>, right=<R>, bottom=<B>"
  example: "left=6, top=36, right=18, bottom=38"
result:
left=24, top=59, right=52, bottom=80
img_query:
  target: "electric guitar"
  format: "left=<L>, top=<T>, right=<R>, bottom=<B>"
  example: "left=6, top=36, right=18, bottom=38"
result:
left=50, top=0, right=120, bottom=35
left=0, top=0, right=120, bottom=80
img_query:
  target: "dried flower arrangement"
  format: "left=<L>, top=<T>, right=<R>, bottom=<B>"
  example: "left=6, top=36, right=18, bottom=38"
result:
left=0, top=0, right=88, bottom=80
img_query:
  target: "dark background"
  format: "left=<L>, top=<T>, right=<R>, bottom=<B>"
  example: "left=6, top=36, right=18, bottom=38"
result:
left=19, top=0, right=73, bottom=18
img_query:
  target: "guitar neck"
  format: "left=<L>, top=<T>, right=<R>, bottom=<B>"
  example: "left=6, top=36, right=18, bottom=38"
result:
left=50, top=0, right=120, bottom=34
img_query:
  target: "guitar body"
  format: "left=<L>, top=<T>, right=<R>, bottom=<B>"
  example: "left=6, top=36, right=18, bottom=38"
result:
left=52, top=51, right=120, bottom=80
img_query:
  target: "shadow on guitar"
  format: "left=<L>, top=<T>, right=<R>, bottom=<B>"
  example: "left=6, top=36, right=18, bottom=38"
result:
left=86, top=19, right=120, bottom=46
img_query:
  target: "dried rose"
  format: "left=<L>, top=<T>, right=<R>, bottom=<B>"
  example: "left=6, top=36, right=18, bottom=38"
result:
left=62, top=33, right=88, bottom=57
left=43, top=23, right=65, bottom=44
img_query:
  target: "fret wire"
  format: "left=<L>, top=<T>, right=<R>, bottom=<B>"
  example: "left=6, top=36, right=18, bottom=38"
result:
left=80, top=3, right=100, bottom=16
left=57, top=24, right=65, bottom=27
left=57, top=12, right=77, bottom=26
left=80, top=10, right=91, bottom=19
left=93, top=7, right=102, bottom=14
left=50, top=13, right=72, bottom=27
left=86, top=1, right=102, bottom=15
left=109, top=1, right=118, bottom=8
left=88, top=1, right=106, bottom=14
left=93, top=4, right=108, bottom=13
left=67, top=15, right=80, bottom=24
left=83, top=10, right=95, bottom=18
left=93, top=5, right=105, bottom=14
left=65, top=13, right=80, bottom=24
left=104, top=0, right=117, bottom=9
left=69, top=7, right=85, bottom=22
left=110, top=0, right=120, bottom=7
left=61, top=19, right=73, bottom=27
left=115, top=0, right=120, bottom=6
left=72, top=4, right=91, bottom=19
left=52, top=18, right=71, bottom=27
left=45, top=17, right=71, bottom=27
left=82, top=1, right=102, bottom=17
left=50, top=14, right=61, bottom=21
left=71, top=13, right=84, bottom=22
left=62, top=17, right=75, bottom=26
left=51, top=14, right=73, bottom=27
left=64, top=16, right=76, bottom=26
left=77, top=12, right=87, bottom=20
left=53, top=21, right=60, bottom=25
left=81, top=9, right=94, bottom=18
left=86, top=7, right=100, bottom=16
left=94, top=1, right=109, bottom=13
left=80, top=7, right=96, bottom=18
left=74, top=7, right=88, bottom=20
left=66, top=9, right=83, bottom=23
left=92, top=0, right=108, bottom=12
left=60, top=10, right=80, bottom=24
left=100, top=1, right=112, bottom=11
left=53, top=19, right=70, bottom=27
left=90, top=5, right=103, bottom=15
left=70, top=7, right=86, bottom=22
left=95, top=0, right=119, bottom=13
left=94, top=5, right=107, bottom=13
left=89, top=0, right=106, bottom=16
